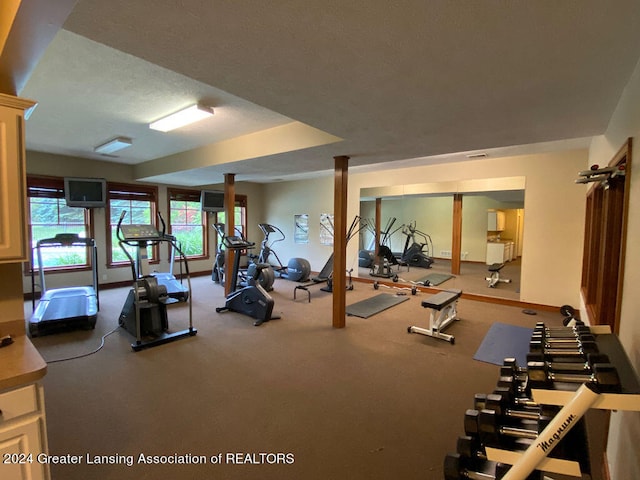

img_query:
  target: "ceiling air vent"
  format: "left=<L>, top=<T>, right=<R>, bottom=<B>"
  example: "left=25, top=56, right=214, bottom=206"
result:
left=466, top=153, right=488, bottom=159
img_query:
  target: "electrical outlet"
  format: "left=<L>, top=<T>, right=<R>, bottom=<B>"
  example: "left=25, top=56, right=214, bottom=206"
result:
left=102, top=274, right=107, bottom=281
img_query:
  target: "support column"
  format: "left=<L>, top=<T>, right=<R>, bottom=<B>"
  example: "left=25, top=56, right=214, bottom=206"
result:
left=332, top=155, right=349, bottom=328
left=224, top=173, right=235, bottom=296
left=374, top=198, right=382, bottom=258
left=451, top=193, right=462, bottom=275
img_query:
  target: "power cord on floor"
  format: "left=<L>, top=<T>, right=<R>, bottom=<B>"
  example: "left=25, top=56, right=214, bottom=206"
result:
left=44, top=325, right=120, bottom=364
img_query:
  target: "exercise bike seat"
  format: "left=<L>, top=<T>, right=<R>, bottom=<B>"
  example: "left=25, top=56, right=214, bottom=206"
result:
left=488, top=263, right=505, bottom=272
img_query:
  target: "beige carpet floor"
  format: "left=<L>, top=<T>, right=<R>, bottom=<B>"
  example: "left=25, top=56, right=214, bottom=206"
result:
left=24, top=275, right=595, bottom=480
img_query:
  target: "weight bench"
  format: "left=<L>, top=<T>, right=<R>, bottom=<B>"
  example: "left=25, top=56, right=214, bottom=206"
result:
left=408, top=289, right=462, bottom=344
left=485, top=263, right=512, bottom=288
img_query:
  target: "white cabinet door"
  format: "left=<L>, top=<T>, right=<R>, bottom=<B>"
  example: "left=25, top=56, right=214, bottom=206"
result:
left=487, top=211, right=506, bottom=231
left=486, top=243, right=505, bottom=265
left=0, top=384, right=50, bottom=480
left=0, top=95, right=35, bottom=263
left=0, top=417, right=48, bottom=480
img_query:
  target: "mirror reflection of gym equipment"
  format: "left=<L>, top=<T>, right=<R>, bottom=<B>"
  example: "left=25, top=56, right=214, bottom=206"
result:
left=359, top=186, right=524, bottom=300
left=117, top=211, right=197, bottom=351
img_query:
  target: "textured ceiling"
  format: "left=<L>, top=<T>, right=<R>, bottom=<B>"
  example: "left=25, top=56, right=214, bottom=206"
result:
left=20, top=0, right=640, bottom=185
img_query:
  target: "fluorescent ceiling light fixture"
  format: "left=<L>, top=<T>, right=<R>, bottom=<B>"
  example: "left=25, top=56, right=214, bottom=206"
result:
left=94, top=136, right=133, bottom=154
left=149, top=103, right=214, bottom=132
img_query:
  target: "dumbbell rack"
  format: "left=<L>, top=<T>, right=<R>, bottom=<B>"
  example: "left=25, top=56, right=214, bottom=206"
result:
left=446, top=324, right=640, bottom=480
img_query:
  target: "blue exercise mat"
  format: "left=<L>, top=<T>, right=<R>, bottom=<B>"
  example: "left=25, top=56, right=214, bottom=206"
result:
left=473, top=322, right=534, bottom=366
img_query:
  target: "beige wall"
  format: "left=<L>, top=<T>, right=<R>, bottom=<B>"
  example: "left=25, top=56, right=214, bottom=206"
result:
left=260, top=176, right=336, bottom=273
left=588, top=56, right=640, bottom=479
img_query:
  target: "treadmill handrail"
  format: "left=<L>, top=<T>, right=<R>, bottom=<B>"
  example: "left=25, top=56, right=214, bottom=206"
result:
left=34, top=233, right=99, bottom=299
left=37, top=234, right=96, bottom=248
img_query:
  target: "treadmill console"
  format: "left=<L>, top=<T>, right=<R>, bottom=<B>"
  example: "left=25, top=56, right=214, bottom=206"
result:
left=120, top=224, right=162, bottom=242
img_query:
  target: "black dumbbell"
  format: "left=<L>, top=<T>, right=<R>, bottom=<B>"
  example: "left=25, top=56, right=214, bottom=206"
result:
left=478, top=408, right=551, bottom=449
left=444, top=453, right=538, bottom=480
left=457, top=435, right=486, bottom=461
left=558, top=306, right=586, bottom=326
left=529, top=339, right=599, bottom=359
left=496, top=374, right=530, bottom=398
left=500, top=358, right=527, bottom=381
left=532, top=327, right=594, bottom=342
left=493, top=385, right=538, bottom=410
left=535, top=322, right=590, bottom=336
left=563, top=316, right=585, bottom=327
left=527, top=361, right=622, bottom=392
left=464, top=409, right=481, bottom=437
left=474, top=393, right=488, bottom=410
left=526, top=352, right=610, bottom=372
left=530, top=331, right=596, bottom=349
left=532, top=326, right=595, bottom=341
left=484, top=393, right=558, bottom=425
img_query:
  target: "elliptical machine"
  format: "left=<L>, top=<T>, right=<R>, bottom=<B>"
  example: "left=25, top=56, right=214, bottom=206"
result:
left=257, top=223, right=311, bottom=282
left=117, top=211, right=197, bottom=351
left=215, top=233, right=280, bottom=326
left=400, top=221, right=434, bottom=269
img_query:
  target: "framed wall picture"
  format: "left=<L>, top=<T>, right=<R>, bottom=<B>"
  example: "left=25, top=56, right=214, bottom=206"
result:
left=320, top=213, right=334, bottom=246
left=294, top=214, right=309, bottom=244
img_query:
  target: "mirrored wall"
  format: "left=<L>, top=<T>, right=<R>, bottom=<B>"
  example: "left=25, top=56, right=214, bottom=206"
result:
left=358, top=177, right=525, bottom=300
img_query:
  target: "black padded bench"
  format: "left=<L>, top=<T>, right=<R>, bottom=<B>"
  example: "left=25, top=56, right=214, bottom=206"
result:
left=408, top=289, right=462, bottom=344
left=486, top=262, right=511, bottom=288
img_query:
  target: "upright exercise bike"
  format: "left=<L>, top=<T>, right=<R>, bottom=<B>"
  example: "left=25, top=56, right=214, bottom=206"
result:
left=117, top=211, right=197, bottom=351
left=215, top=234, right=280, bottom=326
left=211, top=222, right=275, bottom=291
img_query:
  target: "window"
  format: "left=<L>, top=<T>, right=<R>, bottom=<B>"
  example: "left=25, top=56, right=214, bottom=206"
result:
left=214, top=194, right=247, bottom=237
left=580, top=138, right=631, bottom=334
left=106, top=182, right=158, bottom=267
left=27, top=176, right=92, bottom=271
left=167, top=188, right=208, bottom=259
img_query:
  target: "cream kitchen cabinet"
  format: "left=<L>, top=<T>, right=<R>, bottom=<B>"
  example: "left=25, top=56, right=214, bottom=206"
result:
left=486, top=242, right=511, bottom=265
left=487, top=210, right=506, bottom=231
left=0, top=384, right=50, bottom=480
left=0, top=336, right=50, bottom=480
left=0, top=94, right=36, bottom=263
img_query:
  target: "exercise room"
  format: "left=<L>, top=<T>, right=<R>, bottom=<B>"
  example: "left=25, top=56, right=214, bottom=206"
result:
left=1, top=3, right=639, bottom=480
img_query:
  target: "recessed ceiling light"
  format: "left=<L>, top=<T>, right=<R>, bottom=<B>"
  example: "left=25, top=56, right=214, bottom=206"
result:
left=149, top=103, right=214, bottom=132
left=94, top=137, right=133, bottom=154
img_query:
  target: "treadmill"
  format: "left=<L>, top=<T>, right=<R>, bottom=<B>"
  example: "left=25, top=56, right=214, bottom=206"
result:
left=29, top=233, right=99, bottom=337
